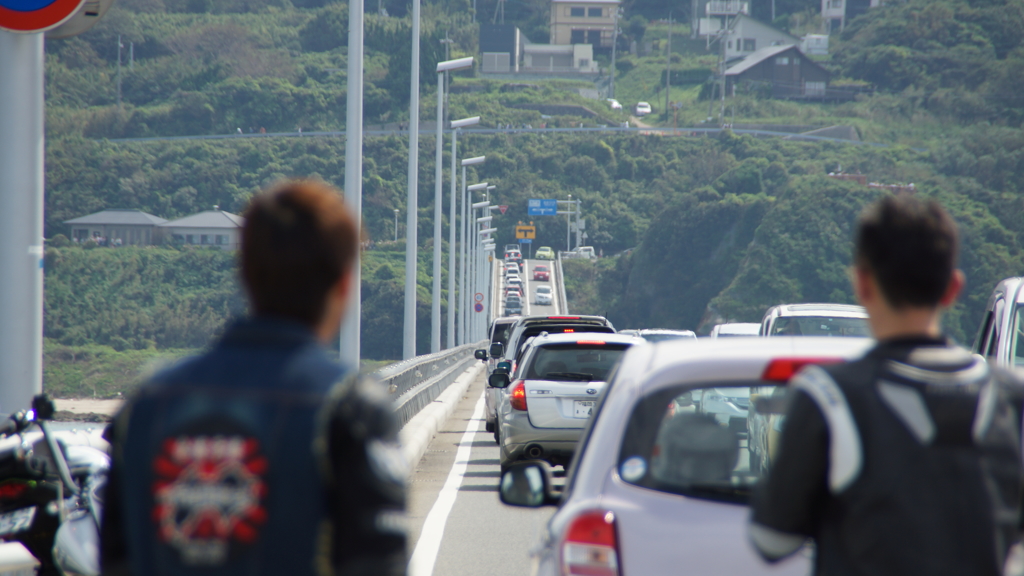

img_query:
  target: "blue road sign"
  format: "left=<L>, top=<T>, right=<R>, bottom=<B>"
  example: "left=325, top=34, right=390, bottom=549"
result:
left=518, top=238, right=533, bottom=244
left=474, top=302, right=484, bottom=313
left=528, top=199, right=557, bottom=216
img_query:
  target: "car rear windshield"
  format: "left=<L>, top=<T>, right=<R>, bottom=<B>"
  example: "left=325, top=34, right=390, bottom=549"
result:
left=523, top=343, right=629, bottom=382
left=537, top=286, right=552, bottom=294
left=771, top=316, right=869, bottom=337
left=535, top=265, right=548, bottom=271
left=617, top=382, right=787, bottom=504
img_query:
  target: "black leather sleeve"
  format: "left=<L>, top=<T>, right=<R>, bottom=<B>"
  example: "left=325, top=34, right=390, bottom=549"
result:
left=326, top=377, right=408, bottom=576
left=750, top=389, right=829, bottom=538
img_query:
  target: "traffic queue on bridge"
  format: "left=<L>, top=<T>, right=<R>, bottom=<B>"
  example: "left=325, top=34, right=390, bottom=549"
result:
left=475, top=195, right=1024, bottom=576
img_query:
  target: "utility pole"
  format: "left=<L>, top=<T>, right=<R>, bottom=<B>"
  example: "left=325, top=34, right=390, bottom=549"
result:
left=340, top=0, right=364, bottom=366
left=664, top=12, right=671, bottom=123
left=129, top=41, right=134, bottom=70
left=403, top=0, right=422, bottom=359
left=609, top=7, right=619, bottom=98
left=116, top=35, right=122, bottom=108
left=720, top=22, right=727, bottom=125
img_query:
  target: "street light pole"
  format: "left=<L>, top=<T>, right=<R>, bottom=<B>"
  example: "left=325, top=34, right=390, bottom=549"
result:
left=394, top=208, right=399, bottom=241
left=404, top=0, right=422, bottom=360
left=610, top=8, right=620, bottom=99
left=448, top=117, right=480, bottom=349
left=432, top=57, right=475, bottom=353
left=461, top=166, right=486, bottom=344
left=339, top=0, right=365, bottom=367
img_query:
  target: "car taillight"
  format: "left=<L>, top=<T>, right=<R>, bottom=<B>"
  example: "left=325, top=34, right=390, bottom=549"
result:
left=510, top=381, right=527, bottom=411
left=577, top=340, right=605, bottom=345
left=761, top=357, right=844, bottom=382
left=562, top=511, right=620, bottom=576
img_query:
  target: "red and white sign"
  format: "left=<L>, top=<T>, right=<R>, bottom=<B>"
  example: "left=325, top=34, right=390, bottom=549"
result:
left=0, top=0, right=88, bottom=33
left=499, top=205, right=509, bottom=215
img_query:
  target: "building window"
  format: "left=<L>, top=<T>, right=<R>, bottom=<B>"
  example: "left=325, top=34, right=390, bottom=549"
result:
left=727, top=40, right=732, bottom=49
left=570, top=7, right=585, bottom=16
left=587, top=30, right=601, bottom=44
left=828, top=0, right=842, bottom=7
left=578, top=58, right=590, bottom=68
left=201, top=235, right=211, bottom=245
left=187, top=235, right=196, bottom=244
left=173, top=235, right=184, bottom=243
left=775, top=56, right=789, bottom=65
left=805, top=81, right=826, bottom=96
left=742, top=38, right=755, bottom=51
left=588, top=7, right=602, bottom=16
left=571, top=29, right=585, bottom=43
left=216, top=235, right=228, bottom=245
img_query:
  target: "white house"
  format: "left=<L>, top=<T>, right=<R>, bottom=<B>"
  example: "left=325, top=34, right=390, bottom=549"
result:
left=522, top=42, right=598, bottom=73
left=64, top=209, right=167, bottom=245
left=822, top=0, right=880, bottom=32
left=159, top=210, right=244, bottom=250
left=721, top=14, right=799, bottom=61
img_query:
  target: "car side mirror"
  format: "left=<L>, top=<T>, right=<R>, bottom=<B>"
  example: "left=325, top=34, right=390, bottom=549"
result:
left=495, top=361, right=512, bottom=375
left=474, top=349, right=488, bottom=361
left=489, top=342, right=505, bottom=358
left=488, top=373, right=511, bottom=389
left=499, top=460, right=558, bottom=507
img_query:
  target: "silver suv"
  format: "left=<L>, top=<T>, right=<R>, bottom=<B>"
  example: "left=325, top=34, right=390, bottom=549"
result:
left=973, top=277, right=1024, bottom=368
left=498, top=337, right=874, bottom=576
left=489, top=332, right=640, bottom=473
left=759, top=303, right=870, bottom=337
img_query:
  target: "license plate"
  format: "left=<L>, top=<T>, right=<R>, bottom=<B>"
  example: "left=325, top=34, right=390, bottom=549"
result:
left=0, top=507, right=35, bottom=537
left=573, top=401, right=595, bottom=418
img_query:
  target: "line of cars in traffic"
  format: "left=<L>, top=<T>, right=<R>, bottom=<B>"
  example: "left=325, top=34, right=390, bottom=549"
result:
left=474, top=302, right=877, bottom=576
left=502, top=245, right=556, bottom=317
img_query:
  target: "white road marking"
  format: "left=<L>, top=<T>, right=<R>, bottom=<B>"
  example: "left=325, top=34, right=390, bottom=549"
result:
left=408, top=393, right=486, bottom=576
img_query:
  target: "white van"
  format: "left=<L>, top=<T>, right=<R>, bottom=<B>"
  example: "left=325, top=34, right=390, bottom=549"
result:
left=973, top=277, right=1024, bottom=367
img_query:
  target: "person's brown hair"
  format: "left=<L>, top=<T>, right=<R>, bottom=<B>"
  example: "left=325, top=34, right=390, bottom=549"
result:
left=241, top=180, right=358, bottom=326
left=854, top=194, right=958, bottom=309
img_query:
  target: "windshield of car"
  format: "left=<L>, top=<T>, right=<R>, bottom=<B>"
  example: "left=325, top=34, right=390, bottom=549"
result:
left=524, top=343, right=630, bottom=382
left=1010, top=305, right=1024, bottom=366
left=771, top=316, right=869, bottom=337
left=618, top=382, right=785, bottom=504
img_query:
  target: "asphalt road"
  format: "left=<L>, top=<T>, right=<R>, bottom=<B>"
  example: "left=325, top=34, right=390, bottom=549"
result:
left=407, top=373, right=558, bottom=576
left=500, top=258, right=558, bottom=319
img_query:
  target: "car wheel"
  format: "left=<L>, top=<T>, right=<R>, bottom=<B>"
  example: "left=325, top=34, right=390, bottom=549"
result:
left=485, top=420, right=494, bottom=433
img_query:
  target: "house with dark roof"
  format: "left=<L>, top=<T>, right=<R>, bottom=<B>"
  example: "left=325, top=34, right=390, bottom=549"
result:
left=64, top=209, right=168, bottom=245
left=159, top=210, right=244, bottom=250
left=724, top=44, right=830, bottom=100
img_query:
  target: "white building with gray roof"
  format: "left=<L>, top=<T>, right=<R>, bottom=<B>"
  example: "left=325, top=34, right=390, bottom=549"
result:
left=64, top=209, right=168, bottom=245
left=159, top=210, right=245, bottom=250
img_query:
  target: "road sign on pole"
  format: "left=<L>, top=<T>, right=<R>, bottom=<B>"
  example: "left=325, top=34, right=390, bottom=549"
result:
left=518, top=238, right=533, bottom=244
left=0, top=0, right=87, bottom=32
left=515, top=225, right=536, bottom=239
left=528, top=199, right=557, bottom=216
left=475, top=302, right=484, bottom=312
left=474, top=292, right=484, bottom=302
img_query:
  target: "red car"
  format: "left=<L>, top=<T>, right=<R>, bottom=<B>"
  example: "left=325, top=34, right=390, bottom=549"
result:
left=533, top=265, right=550, bottom=281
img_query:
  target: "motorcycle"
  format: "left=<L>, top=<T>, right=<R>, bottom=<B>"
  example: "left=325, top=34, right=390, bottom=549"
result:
left=0, top=394, right=108, bottom=576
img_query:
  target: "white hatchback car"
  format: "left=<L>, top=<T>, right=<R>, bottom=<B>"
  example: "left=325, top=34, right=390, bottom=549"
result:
left=759, top=303, right=870, bottom=337
left=634, top=102, right=652, bottom=116
left=535, top=285, right=553, bottom=305
left=499, top=337, right=874, bottom=576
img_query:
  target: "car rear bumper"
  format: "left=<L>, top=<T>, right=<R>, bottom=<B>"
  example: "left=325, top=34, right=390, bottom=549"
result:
left=500, top=411, right=584, bottom=465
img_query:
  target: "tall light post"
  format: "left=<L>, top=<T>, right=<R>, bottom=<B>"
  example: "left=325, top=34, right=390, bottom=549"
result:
left=394, top=209, right=399, bottom=241
left=431, top=58, right=474, bottom=353
left=461, top=168, right=486, bottom=344
left=448, top=117, right=480, bottom=349
left=471, top=198, right=490, bottom=341
left=339, top=0, right=365, bottom=367
left=404, top=0, right=422, bottom=360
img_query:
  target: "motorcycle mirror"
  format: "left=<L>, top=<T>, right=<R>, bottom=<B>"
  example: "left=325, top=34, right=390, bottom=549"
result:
left=31, top=394, right=55, bottom=421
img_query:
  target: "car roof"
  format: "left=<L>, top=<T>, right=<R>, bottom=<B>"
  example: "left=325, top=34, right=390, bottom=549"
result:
left=623, top=337, right=873, bottom=394
left=515, top=314, right=611, bottom=325
left=636, top=329, right=695, bottom=336
left=712, top=322, right=760, bottom=335
left=768, top=303, right=867, bottom=318
left=532, top=332, right=640, bottom=346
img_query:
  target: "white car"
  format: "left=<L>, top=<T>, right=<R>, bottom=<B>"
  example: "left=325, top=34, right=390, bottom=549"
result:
left=711, top=323, right=761, bottom=337
left=499, top=337, right=875, bottom=576
left=634, top=102, right=652, bottom=116
left=535, top=285, right=552, bottom=305
left=607, top=98, right=623, bottom=110
left=760, top=303, right=870, bottom=337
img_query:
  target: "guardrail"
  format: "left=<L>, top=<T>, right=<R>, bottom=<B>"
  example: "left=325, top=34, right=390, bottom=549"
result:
left=554, top=253, right=570, bottom=315
left=378, top=341, right=485, bottom=427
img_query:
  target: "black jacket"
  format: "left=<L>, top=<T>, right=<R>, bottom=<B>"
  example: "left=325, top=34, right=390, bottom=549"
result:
left=100, top=317, right=407, bottom=576
left=750, top=337, right=1024, bottom=576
